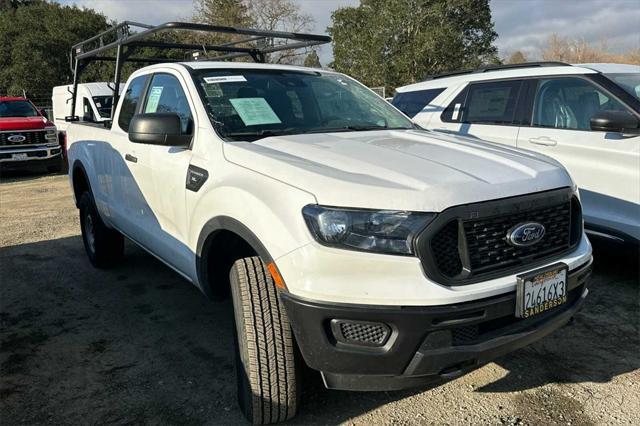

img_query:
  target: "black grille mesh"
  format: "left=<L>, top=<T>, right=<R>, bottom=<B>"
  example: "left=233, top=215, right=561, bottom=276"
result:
left=430, top=220, right=463, bottom=277
left=464, top=201, right=571, bottom=274
left=338, top=321, right=389, bottom=345
left=0, top=131, right=47, bottom=146
left=451, top=325, right=479, bottom=345
left=427, top=197, right=577, bottom=282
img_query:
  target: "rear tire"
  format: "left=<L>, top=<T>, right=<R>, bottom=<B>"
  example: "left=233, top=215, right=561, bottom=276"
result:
left=230, top=256, right=300, bottom=424
left=79, top=192, right=124, bottom=268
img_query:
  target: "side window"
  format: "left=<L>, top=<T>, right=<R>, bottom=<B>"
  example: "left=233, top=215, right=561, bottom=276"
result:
left=441, top=87, right=468, bottom=122
left=391, top=88, right=445, bottom=118
left=82, top=97, right=95, bottom=121
left=532, top=77, right=630, bottom=131
left=143, top=74, right=193, bottom=134
left=118, top=76, right=147, bottom=131
left=464, top=80, right=522, bottom=124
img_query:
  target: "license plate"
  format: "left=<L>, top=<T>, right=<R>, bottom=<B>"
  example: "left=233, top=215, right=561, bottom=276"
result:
left=11, top=153, right=28, bottom=160
left=516, top=264, right=568, bottom=318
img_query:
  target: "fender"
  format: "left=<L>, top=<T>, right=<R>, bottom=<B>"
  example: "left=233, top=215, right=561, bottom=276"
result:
left=70, top=159, right=92, bottom=206
left=195, top=216, right=276, bottom=299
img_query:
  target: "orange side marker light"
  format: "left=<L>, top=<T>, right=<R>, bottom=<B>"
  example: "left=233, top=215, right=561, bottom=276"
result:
left=267, top=262, right=287, bottom=290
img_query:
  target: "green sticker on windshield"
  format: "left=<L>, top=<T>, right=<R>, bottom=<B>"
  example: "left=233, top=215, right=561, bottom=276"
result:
left=229, top=97, right=281, bottom=126
left=145, top=86, right=163, bottom=113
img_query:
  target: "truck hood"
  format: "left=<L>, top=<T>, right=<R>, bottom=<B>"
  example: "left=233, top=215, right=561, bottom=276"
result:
left=223, top=129, right=573, bottom=212
left=0, top=116, right=50, bottom=131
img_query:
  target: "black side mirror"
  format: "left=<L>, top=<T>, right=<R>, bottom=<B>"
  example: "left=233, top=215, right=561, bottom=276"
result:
left=590, top=110, right=640, bottom=134
left=39, top=109, right=49, bottom=120
left=128, top=113, right=191, bottom=147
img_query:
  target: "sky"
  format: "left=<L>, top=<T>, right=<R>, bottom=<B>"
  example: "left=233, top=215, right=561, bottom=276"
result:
left=59, top=0, right=640, bottom=64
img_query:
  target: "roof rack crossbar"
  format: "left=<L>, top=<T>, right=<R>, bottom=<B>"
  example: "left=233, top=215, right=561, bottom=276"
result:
left=219, top=36, right=266, bottom=47
left=476, top=61, right=571, bottom=73
left=213, top=39, right=329, bottom=61
left=423, top=61, right=572, bottom=81
left=91, top=56, right=183, bottom=64
left=127, top=40, right=255, bottom=54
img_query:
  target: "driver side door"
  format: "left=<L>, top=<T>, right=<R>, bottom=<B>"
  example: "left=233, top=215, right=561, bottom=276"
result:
left=132, top=72, right=195, bottom=276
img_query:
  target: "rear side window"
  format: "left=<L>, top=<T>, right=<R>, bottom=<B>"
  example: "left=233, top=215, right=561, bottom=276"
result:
left=441, top=87, right=468, bottom=122
left=118, top=75, right=147, bottom=131
left=392, top=88, right=445, bottom=117
left=442, top=80, right=522, bottom=125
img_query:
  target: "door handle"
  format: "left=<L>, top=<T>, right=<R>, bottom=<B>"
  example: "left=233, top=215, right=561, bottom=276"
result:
left=125, top=154, right=138, bottom=163
left=528, top=136, right=557, bottom=146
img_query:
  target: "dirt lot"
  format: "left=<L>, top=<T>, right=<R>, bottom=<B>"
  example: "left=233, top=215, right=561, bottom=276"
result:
left=1, top=173, right=638, bottom=425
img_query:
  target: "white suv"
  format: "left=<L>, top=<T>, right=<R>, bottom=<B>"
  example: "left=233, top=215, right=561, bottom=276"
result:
left=393, top=62, right=640, bottom=245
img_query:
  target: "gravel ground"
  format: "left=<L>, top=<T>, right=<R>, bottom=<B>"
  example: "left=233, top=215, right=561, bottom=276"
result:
left=1, top=172, right=639, bottom=425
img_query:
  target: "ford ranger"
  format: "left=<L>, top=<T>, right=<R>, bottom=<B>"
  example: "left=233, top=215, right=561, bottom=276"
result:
left=67, top=60, right=593, bottom=424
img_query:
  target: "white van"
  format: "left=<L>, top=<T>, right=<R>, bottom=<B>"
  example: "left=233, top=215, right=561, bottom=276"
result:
left=52, top=83, right=121, bottom=133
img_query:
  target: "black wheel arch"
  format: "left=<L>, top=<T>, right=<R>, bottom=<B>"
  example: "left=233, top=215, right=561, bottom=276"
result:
left=196, top=216, right=276, bottom=300
left=71, top=160, right=92, bottom=207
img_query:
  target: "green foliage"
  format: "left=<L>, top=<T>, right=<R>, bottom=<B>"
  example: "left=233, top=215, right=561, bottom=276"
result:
left=192, top=0, right=254, bottom=44
left=0, top=0, right=110, bottom=101
left=328, top=0, right=499, bottom=92
left=303, top=50, right=321, bottom=68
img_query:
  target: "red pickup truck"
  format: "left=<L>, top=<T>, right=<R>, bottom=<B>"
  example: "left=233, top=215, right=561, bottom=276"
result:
left=0, top=96, right=62, bottom=173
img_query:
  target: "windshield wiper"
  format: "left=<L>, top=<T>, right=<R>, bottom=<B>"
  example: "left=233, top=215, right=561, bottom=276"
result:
left=303, top=124, right=411, bottom=134
left=222, top=128, right=302, bottom=141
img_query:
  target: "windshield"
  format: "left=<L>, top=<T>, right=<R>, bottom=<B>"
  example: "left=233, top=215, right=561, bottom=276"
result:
left=92, top=96, right=114, bottom=118
left=193, top=69, right=414, bottom=141
left=0, top=100, right=39, bottom=118
left=605, top=73, right=640, bottom=101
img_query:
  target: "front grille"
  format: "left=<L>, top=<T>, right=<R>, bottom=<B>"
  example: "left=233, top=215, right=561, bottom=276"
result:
left=0, top=130, right=48, bottom=146
left=418, top=188, right=581, bottom=285
left=463, top=201, right=570, bottom=275
left=330, top=320, right=391, bottom=346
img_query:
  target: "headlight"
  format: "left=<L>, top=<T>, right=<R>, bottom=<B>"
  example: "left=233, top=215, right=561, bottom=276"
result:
left=302, top=205, right=435, bottom=255
left=45, top=127, right=57, bottom=140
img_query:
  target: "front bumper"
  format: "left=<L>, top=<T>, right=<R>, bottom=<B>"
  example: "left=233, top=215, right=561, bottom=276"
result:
left=0, top=145, right=62, bottom=169
left=281, top=258, right=592, bottom=391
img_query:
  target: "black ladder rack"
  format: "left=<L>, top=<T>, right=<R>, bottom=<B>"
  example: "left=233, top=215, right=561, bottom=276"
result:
left=68, top=21, right=332, bottom=121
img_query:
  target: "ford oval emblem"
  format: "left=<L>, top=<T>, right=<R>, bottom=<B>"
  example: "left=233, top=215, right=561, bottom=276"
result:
left=507, top=222, right=546, bottom=247
left=8, top=134, right=26, bottom=143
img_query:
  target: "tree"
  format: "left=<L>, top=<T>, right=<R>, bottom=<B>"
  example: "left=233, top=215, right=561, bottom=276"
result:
left=0, top=1, right=110, bottom=102
left=303, top=50, right=321, bottom=68
left=505, top=50, right=527, bottom=64
left=192, top=0, right=315, bottom=64
left=540, top=34, right=640, bottom=65
left=192, top=0, right=253, bottom=44
left=328, top=0, right=499, bottom=92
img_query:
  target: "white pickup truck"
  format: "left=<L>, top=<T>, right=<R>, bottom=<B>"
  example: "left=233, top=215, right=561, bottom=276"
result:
left=67, top=61, right=593, bottom=424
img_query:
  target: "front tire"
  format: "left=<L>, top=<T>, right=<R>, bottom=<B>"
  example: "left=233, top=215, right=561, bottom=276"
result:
left=79, top=192, right=124, bottom=268
left=230, top=257, right=300, bottom=424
